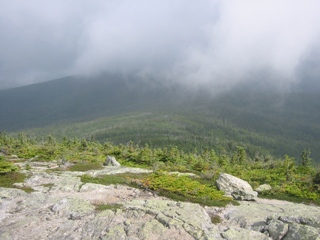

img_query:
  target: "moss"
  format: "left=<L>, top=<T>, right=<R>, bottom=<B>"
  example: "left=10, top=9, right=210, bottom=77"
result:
left=94, top=203, right=123, bottom=212
left=16, top=186, right=35, bottom=193
left=210, top=214, right=222, bottom=224
left=41, top=183, right=55, bottom=190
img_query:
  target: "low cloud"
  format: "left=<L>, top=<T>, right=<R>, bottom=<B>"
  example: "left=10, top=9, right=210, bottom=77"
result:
left=1, top=0, right=320, bottom=91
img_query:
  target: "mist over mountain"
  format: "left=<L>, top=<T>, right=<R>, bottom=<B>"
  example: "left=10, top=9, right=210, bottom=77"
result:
left=1, top=1, right=320, bottom=94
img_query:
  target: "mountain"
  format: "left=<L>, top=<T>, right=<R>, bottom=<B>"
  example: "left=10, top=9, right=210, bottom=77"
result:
left=1, top=74, right=320, bottom=161
left=0, top=74, right=180, bottom=131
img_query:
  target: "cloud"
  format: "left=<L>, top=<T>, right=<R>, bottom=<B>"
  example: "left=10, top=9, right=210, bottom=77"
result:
left=1, top=0, right=320, bottom=91
left=169, top=0, right=320, bottom=91
left=73, top=1, right=219, bottom=77
left=0, top=1, right=83, bottom=88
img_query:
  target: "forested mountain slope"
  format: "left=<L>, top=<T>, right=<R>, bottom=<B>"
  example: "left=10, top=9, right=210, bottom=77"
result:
left=1, top=74, right=320, bottom=161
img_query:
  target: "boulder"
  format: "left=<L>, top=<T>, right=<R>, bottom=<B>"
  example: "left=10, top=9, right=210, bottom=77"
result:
left=216, top=173, right=258, bottom=201
left=255, top=184, right=272, bottom=193
left=104, top=155, right=121, bottom=167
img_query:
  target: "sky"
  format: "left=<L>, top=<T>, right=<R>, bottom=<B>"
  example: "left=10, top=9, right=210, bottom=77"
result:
left=1, top=0, right=320, bottom=91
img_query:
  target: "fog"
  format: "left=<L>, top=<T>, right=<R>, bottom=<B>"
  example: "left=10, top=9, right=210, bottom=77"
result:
left=1, top=0, right=320, bottom=91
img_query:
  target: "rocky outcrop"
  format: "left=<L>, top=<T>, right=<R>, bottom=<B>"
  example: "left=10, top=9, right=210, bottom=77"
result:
left=0, top=179, right=221, bottom=239
left=267, top=216, right=320, bottom=240
left=211, top=198, right=320, bottom=240
left=0, top=163, right=320, bottom=239
left=216, top=173, right=258, bottom=201
left=104, top=155, right=121, bottom=166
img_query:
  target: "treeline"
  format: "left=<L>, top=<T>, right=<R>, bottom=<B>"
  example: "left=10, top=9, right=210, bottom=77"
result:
left=1, top=132, right=319, bottom=203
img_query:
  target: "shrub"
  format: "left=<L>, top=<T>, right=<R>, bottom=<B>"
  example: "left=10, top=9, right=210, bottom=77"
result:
left=313, top=171, right=320, bottom=185
left=0, top=157, right=18, bottom=174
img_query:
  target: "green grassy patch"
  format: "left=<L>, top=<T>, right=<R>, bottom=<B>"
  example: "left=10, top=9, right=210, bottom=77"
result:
left=142, top=173, right=236, bottom=207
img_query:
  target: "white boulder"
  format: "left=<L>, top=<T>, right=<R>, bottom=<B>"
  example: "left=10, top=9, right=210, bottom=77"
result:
left=216, top=173, right=258, bottom=201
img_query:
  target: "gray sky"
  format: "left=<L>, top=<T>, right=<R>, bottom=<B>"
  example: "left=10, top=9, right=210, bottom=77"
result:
left=1, top=0, right=320, bottom=91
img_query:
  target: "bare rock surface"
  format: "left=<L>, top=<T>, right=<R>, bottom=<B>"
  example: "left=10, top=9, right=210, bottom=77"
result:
left=0, top=163, right=320, bottom=239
